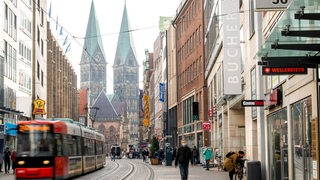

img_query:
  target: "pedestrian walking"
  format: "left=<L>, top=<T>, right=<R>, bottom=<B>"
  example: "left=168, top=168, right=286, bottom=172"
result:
left=203, top=147, right=212, bottom=170
left=111, top=151, right=116, bottom=161
left=11, top=150, right=16, bottom=174
left=174, top=139, right=193, bottom=180
left=0, top=152, right=3, bottom=172
left=3, top=147, right=11, bottom=174
left=143, top=149, right=149, bottom=163
left=192, top=146, right=199, bottom=164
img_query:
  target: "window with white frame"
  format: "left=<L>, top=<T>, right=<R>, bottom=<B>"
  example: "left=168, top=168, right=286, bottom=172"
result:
left=4, top=41, right=17, bottom=81
left=19, top=41, right=31, bottom=65
left=19, top=10, right=32, bottom=35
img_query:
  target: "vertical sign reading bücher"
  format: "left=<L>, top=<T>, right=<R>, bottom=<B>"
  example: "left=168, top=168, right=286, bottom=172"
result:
left=159, top=83, right=165, bottom=102
left=222, top=0, right=241, bottom=95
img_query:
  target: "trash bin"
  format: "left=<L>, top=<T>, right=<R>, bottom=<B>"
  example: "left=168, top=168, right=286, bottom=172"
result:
left=165, top=146, right=173, bottom=166
left=247, top=161, right=261, bottom=180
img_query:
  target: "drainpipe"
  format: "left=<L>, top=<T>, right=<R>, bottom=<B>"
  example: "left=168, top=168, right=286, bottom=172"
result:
left=317, top=66, right=320, bottom=179
left=257, top=12, right=266, bottom=180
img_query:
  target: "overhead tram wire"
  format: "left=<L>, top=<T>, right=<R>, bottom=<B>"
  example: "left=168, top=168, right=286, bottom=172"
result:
left=27, top=1, right=272, bottom=81
left=32, top=0, right=109, bottom=74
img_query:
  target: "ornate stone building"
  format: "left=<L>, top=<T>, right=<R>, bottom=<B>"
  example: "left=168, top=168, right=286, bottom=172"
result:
left=79, top=0, right=106, bottom=102
left=113, top=3, right=140, bottom=145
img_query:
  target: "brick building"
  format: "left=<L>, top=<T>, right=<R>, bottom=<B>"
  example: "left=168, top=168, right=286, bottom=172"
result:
left=172, top=0, right=208, bottom=148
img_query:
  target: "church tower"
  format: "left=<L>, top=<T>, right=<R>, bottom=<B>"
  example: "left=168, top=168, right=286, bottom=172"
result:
left=80, top=0, right=107, bottom=101
left=113, top=2, right=140, bottom=144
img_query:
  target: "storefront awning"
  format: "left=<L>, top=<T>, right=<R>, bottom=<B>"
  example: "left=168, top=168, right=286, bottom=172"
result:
left=0, top=106, right=24, bottom=115
left=257, top=0, right=320, bottom=66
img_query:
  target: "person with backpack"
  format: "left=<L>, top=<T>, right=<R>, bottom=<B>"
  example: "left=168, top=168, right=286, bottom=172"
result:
left=174, top=139, right=194, bottom=180
left=203, top=146, right=212, bottom=170
left=223, top=150, right=245, bottom=180
left=3, top=147, right=11, bottom=174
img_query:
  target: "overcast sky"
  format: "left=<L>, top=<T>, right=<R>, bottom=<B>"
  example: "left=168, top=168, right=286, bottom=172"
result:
left=48, top=0, right=181, bottom=94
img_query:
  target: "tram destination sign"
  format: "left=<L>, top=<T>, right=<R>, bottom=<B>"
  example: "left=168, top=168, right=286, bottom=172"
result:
left=241, top=100, right=265, bottom=107
left=262, top=66, right=307, bottom=75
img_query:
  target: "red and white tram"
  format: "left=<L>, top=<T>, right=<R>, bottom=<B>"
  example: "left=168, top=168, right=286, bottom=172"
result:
left=15, top=118, right=106, bottom=180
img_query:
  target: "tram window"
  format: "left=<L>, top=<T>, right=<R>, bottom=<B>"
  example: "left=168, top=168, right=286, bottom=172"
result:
left=62, top=135, right=69, bottom=155
left=61, top=135, right=81, bottom=156
left=84, top=138, right=95, bottom=155
left=17, top=131, right=54, bottom=157
left=55, top=134, right=63, bottom=156
left=96, top=141, right=103, bottom=154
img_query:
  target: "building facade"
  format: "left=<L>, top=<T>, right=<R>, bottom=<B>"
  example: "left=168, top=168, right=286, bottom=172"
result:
left=203, top=0, right=320, bottom=180
left=167, top=24, right=178, bottom=147
left=204, top=0, right=246, bottom=162
left=32, top=0, right=48, bottom=119
left=0, top=0, right=48, bottom=152
left=46, top=23, right=78, bottom=120
left=255, top=1, right=320, bottom=179
left=172, top=0, right=208, bottom=148
left=142, top=49, right=154, bottom=143
left=153, top=31, right=165, bottom=144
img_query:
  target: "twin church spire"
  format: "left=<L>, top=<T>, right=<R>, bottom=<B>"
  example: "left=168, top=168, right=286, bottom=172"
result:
left=80, top=0, right=138, bottom=99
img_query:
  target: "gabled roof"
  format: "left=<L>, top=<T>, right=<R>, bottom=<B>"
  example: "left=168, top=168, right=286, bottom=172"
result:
left=113, top=3, right=138, bottom=67
left=110, top=93, right=126, bottom=116
left=92, top=89, right=118, bottom=120
left=81, top=0, right=106, bottom=64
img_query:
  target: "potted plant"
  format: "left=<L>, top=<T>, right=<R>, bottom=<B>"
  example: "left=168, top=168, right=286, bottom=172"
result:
left=150, top=136, right=160, bottom=165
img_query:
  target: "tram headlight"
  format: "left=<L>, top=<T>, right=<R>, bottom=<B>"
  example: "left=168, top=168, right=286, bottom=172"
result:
left=43, top=160, right=50, bottom=165
left=18, top=161, right=25, bottom=165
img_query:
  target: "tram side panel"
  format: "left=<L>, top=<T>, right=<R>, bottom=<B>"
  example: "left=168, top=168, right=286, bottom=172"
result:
left=81, top=127, right=97, bottom=173
left=64, top=123, right=83, bottom=178
left=95, top=131, right=106, bottom=169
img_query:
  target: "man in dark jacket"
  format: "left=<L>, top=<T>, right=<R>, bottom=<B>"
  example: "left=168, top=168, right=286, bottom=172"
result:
left=3, top=147, right=11, bottom=174
left=174, top=139, right=193, bottom=180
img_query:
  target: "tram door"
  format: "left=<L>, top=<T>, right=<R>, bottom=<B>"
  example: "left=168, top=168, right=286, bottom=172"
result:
left=292, top=98, right=313, bottom=180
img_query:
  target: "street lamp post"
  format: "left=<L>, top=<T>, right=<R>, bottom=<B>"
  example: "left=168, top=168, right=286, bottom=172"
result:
left=85, top=106, right=99, bottom=128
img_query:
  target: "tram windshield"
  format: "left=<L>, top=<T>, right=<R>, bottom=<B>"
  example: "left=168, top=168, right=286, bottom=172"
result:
left=17, top=124, right=54, bottom=157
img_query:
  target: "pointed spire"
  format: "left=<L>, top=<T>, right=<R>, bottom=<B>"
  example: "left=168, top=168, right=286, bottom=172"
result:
left=113, top=2, right=137, bottom=66
left=81, top=0, right=106, bottom=62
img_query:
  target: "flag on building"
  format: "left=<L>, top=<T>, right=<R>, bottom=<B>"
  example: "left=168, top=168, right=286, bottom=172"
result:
left=56, top=16, right=58, bottom=30
left=59, top=26, right=63, bottom=36
left=63, top=35, right=68, bottom=46
left=65, top=43, right=71, bottom=53
left=48, top=1, right=52, bottom=18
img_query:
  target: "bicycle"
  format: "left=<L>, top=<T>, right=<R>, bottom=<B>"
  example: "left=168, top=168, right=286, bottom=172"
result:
left=235, top=157, right=247, bottom=180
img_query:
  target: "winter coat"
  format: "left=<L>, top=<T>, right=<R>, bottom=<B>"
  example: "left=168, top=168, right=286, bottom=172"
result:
left=223, top=152, right=239, bottom=172
left=3, top=149, right=11, bottom=162
left=203, top=148, right=212, bottom=160
left=174, top=145, right=193, bottom=166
